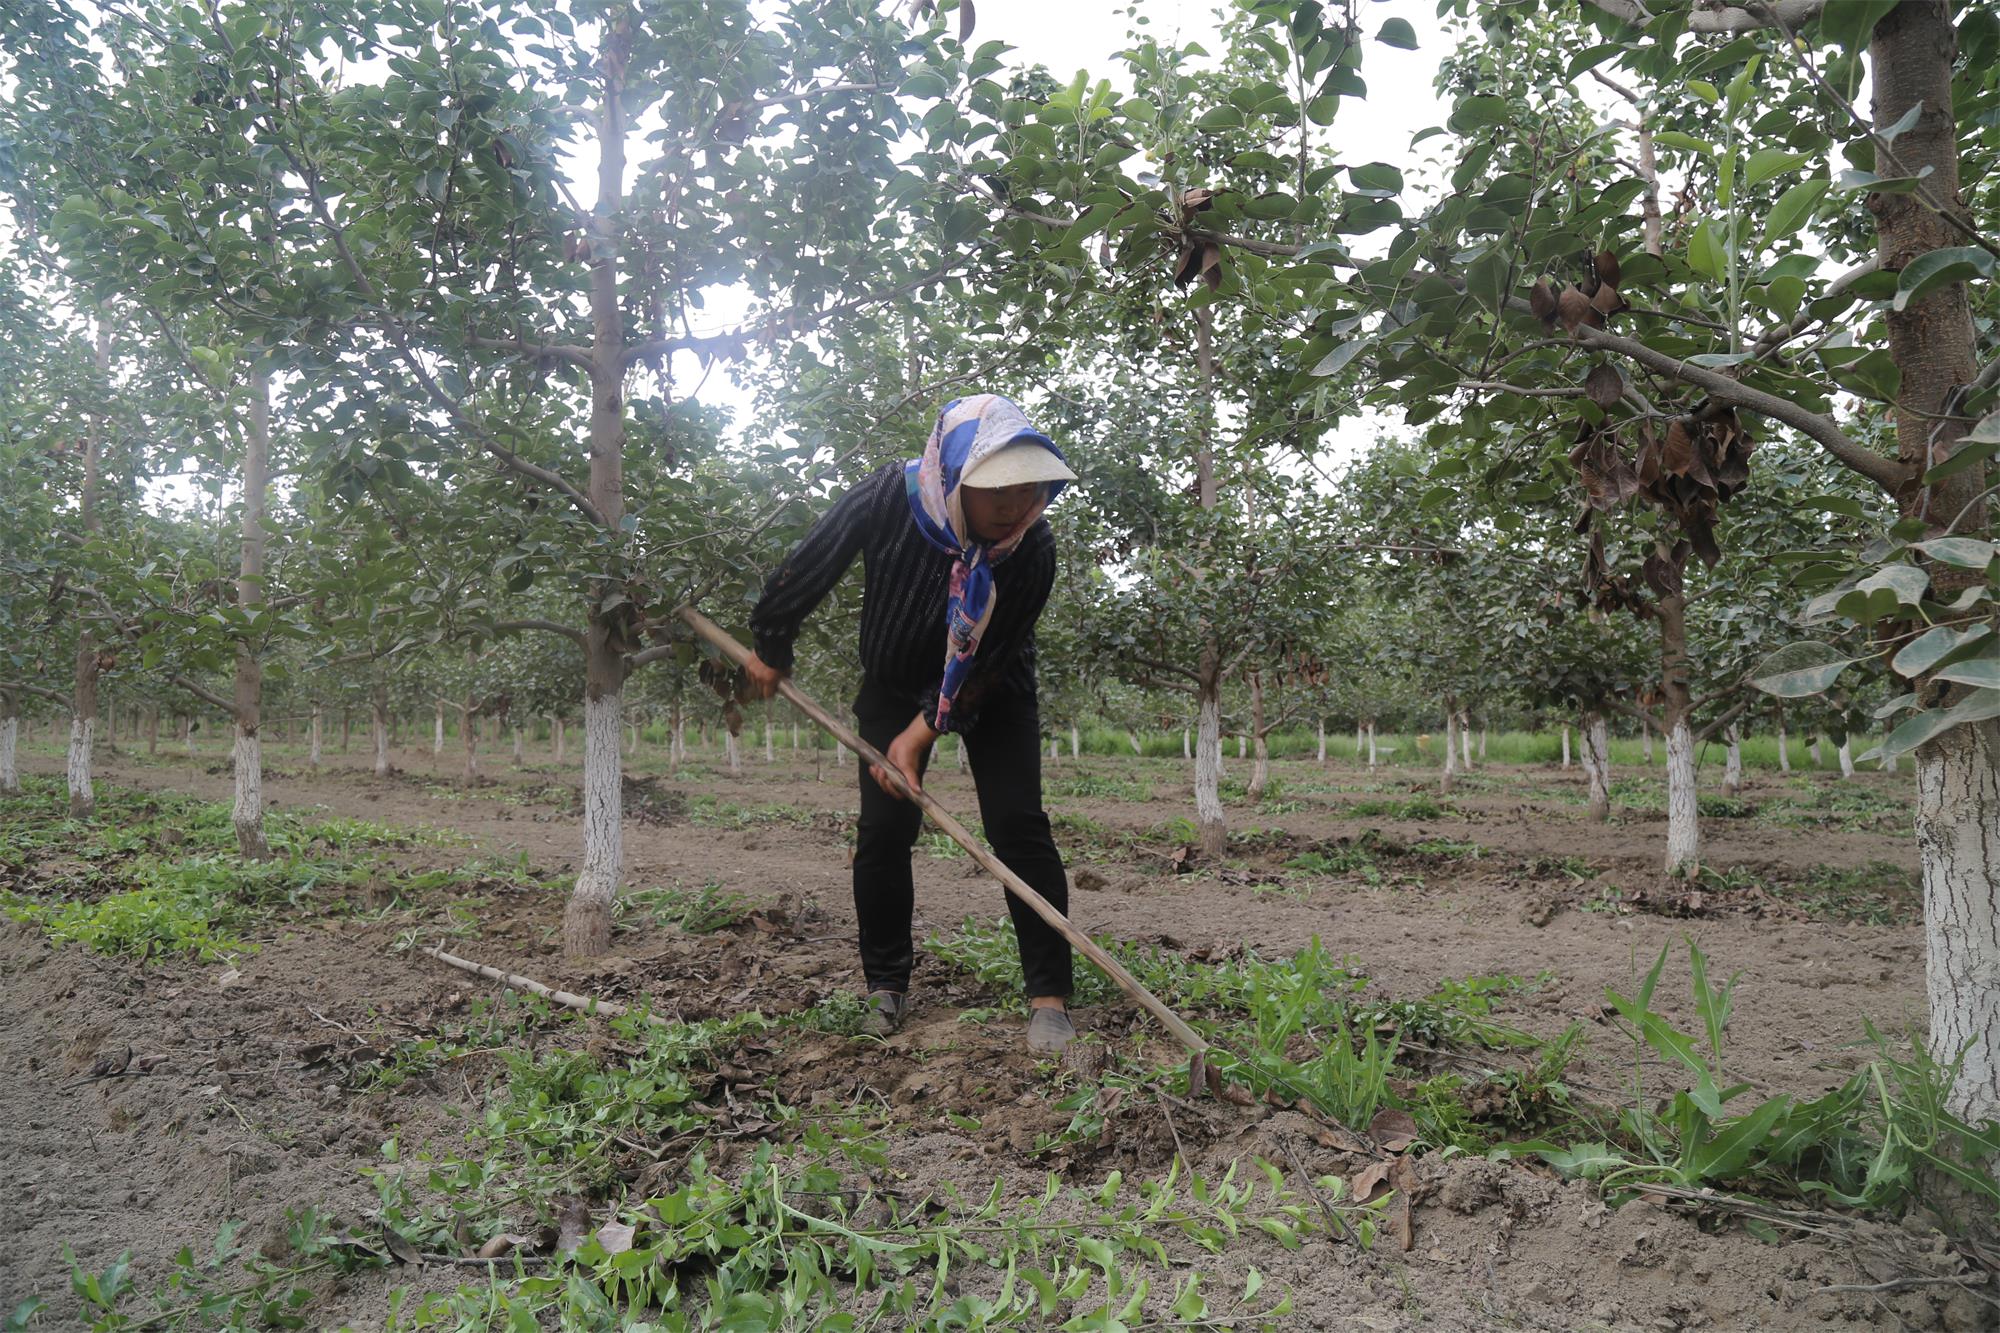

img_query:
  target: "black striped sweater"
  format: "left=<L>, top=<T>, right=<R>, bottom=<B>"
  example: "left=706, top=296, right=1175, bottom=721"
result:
left=749, top=461, right=1055, bottom=733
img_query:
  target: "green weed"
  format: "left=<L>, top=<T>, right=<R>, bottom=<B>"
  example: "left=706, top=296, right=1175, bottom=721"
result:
left=624, top=881, right=752, bottom=933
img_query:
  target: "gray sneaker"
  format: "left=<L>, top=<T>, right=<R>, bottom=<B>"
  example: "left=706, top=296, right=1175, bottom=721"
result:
left=861, top=990, right=908, bottom=1037
left=1026, top=1007, right=1075, bottom=1056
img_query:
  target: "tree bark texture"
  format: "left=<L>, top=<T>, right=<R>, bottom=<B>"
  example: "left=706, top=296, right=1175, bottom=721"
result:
left=372, top=688, right=391, bottom=777
left=0, top=699, right=18, bottom=795
left=1247, top=671, right=1268, bottom=801
left=1723, top=726, right=1743, bottom=796
left=1582, top=711, right=1611, bottom=824
left=1665, top=718, right=1700, bottom=875
left=1195, top=652, right=1226, bottom=858
left=230, top=369, right=273, bottom=860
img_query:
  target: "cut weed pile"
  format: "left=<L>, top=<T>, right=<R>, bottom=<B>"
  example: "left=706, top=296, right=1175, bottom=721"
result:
left=4, top=773, right=1993, bottom=1332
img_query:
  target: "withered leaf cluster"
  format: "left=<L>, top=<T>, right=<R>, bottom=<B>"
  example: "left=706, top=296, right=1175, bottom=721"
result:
left=1172, top=188, right=1223, bottom=291
left=1530, top=250, right=1627, bottom=333
left=1572, top=407, right=1757, bottom=609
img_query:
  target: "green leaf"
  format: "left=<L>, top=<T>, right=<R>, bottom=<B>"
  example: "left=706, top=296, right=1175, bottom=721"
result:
left=1922, top=436, right=1998, bottom=485
left=1745, top=148, right=1810, bottom=187
left=1893, top=247, right=1996, bottom=312
left=1309, top=339, right=1368, bottom=378
left=1911, top=537, right=1998, bottom=569
left=1447, top=96, right=1510, bottom=132
left=1832, top=166, right=1934, bottom=194
left=1760, top=179, right=1828, bottom=250
left=1935, top=659, right=2000, bottom=690
left=1376, top=17, right=1417, bottom=48
left=1194, top=106, right=1243, bottom=132
left=1881, top=689, right=2000, bottom=760
left=1689, top=1096, right=1794, bottom=1181
left=1821, top=1, right=1899, bottom=57
left=1654, top=130, right=1714, bottom=157
left=1751, top=642, right=1859, bottom=698
left=1891, top=625, right=1977, bottom=677
left=1687, top=219, right=1726, bottom=281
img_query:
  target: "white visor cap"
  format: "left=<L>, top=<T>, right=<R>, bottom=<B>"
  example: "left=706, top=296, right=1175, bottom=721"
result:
left=960, top=440, right=1079, bottom=489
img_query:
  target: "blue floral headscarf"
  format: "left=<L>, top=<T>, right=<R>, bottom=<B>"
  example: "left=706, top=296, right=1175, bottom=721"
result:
left=904, top=394, right=1068, bottom=729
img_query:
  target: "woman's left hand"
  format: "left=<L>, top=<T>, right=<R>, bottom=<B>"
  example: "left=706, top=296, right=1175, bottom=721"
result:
left=873, top=715, right=941, bottom=800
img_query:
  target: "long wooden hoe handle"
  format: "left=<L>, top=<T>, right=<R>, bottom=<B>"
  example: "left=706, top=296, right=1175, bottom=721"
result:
left=677, top=605, right=1210, bottom=1058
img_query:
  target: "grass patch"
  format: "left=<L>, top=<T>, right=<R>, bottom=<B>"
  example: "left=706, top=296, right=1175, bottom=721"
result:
left=623, top=880, right=753, bottom=933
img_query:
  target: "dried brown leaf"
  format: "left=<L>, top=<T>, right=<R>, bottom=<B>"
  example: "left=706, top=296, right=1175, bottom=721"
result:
left=1528, top=279, right=1558, bottom=327
left=1584, top=363, right=1623, bottom=410
left=1595, top=249, right=1621, bottom=287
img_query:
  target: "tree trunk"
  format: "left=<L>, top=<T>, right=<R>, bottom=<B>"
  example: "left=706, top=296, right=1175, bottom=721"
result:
left=1812, top=735, right=1825, bottom=768
left=67, top=324, right=109, bottom=818
left=1439, top=700, right=1459, bottom=795
left=1777, top=717, right=1790, bottom=773
left=512, top=722, right=524, bottom=765
left=1723, top=726, right=1743, bottom=796
left=230, top=368, right=274, bottom=861
left=1128, top=729, right=1143, bottom=756
left=1236, top=733, right=1246, bottom=760
left=1917, top=719, right=2000, bottom=1129
left=433, top=700, right=445, bottom=757
left=791, top=722, right=798, bottom=753
left=564, top=682, right=624, bottom=957
left=1659, top=587, right=1699, bottom=875
left=1070, top=724, right=1080, bottom=759
left=1582, top=711, right=1611, bottom=824
left=764, top=715, right=774, bottom=763
left=1642, top=719, right=1654, bottom=765
left=1839, top=739, right=1856, bottom=780
left=372, top=687, right=391, bottom=777
left=1316, top=720, right=1326, bottom=765
left=0, top=694, right=18, bottom=795
left=1366, top=721, right=1378, bottom=768
left=1195, top=653, right=1226, bottom=858
left=1460, top=712, right=1474, bottom=770
left=181, top=714, right=194, bottom=760
left=726, top=728, right=741, bottom=774
left=461, top=704, right=479, bottom=784
left=1478, top=727, right=1488, bottom=761
left=1246, top=670, right=1269, bottom=802
left=555, top=715, right=567, bottom=764
left=341, top=707, right=351, bottom=753
left=309, top=704, right=322, bottom=770
left=1182, top=727, right=1191, bottom=761
left=957, top=735, right=968, bottom=771
left=1561, top=722, right=1571, bottom=770
left=1049, top=738, right=1060, bottom=761
left=1355, top=721, right=1365, bottom=756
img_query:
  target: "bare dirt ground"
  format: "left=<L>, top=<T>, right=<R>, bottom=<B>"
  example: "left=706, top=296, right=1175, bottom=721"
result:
left=3, top=737, right=1983, bottom=1331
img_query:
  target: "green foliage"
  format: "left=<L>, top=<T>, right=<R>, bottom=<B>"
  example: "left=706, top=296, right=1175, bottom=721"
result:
left=1518, top=941, right=2000, bottom=1219
left=623, top=881, right=753, bottom=934
left=3, top=872, right=251, bottom=963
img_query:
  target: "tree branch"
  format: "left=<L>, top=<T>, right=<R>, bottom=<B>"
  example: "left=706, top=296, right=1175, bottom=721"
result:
left=169, top=672, right=237, bottom=716
left=1578, top=0, right=1827, bottom=33
left=465, top=334, right=595, bottom=370
left=494, top=618, right=587, bottom=648
left=1692, top=691, right=1752, bottom=745
left=1605, top=695, right=1661, bottom=730
left=0, top=681, right=74, bottom=711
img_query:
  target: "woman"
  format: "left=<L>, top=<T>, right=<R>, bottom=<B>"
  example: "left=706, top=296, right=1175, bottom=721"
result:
left=742, top=394, right=1078, bottom=1054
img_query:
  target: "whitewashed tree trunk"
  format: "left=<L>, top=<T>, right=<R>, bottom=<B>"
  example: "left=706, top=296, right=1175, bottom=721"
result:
left=309, top=705, right=323, bottom=770
left=791, top=722, right=799, bottom=753
left=0, top=709, right=18, bottom=795
left=1561, top=723, right=1572, bottom=770
left=372, top=693, right=390, bottom=777
left=835, top=740, right=848, bottom=766
left=1460, top=713, right=1473, bottom=770
left=1916, top=720, right=2000, bottom=1131
left=1128, top=730, right=1143, bottom=756
left=957, top=735, right=968, bottom=771
left=1440, top=706, right=1458, bottom=795
left=1478, top=728, right=1488, bottom=761
left=765, top=718, right=774, bottom=763
left=1182, top=727, right=1191, bottom=761
left=1236, top=733, right=1246, bottom=760
left=555, top=716, right=567, bottom=764
left=433, top=701, right=445, bottom=756
left=1642, top=721, right=1655, bottom=765
left=725, top=730, right=741, bottom=774
left=1049, top=738, right=1060, bottom=761
left=66, top=715, right=94, bottom=817
left=1839, top=738, right=1857, bottom=779
left=1070, top=725, right=1080, bottom=759
left=1777, top=721, right=1791, bottom=773
left=1246, top=671, right=1269, bottom=801
left=1886, top=749, right=1900, bottom=774
left=1812, top=735, right=1825, bottom=768
left=1316, top=721, right=1326, bottom=765
left=1582, top=712, right=1611, bottom=824
left=182, top=715, right=195, bottom=760
left=233, top=732, right=268, bottom=858
left=1665, top=718, right=1700, bottom=875
left=146, top=707, right=159, bottom=757
left=462, top=708, right=479, bottom=784
left=513, top=723, right=524, bottom=765
left=564, top=691, right=623, bottom=956
left=1366, top=721, right=1378, bottom=768
left=1355, top=721, right=1365, bottom=756
left=1723, top=726, right=1743, bottom=796
left=1195, top=685, right=1225, bottom=857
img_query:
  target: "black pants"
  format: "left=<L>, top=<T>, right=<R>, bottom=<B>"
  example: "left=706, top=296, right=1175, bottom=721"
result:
left=852, top=680, right=1073, bottom=999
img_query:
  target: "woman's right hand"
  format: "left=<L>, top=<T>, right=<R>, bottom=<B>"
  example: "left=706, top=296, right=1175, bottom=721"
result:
left=741, top=651, right=788, bottom=700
